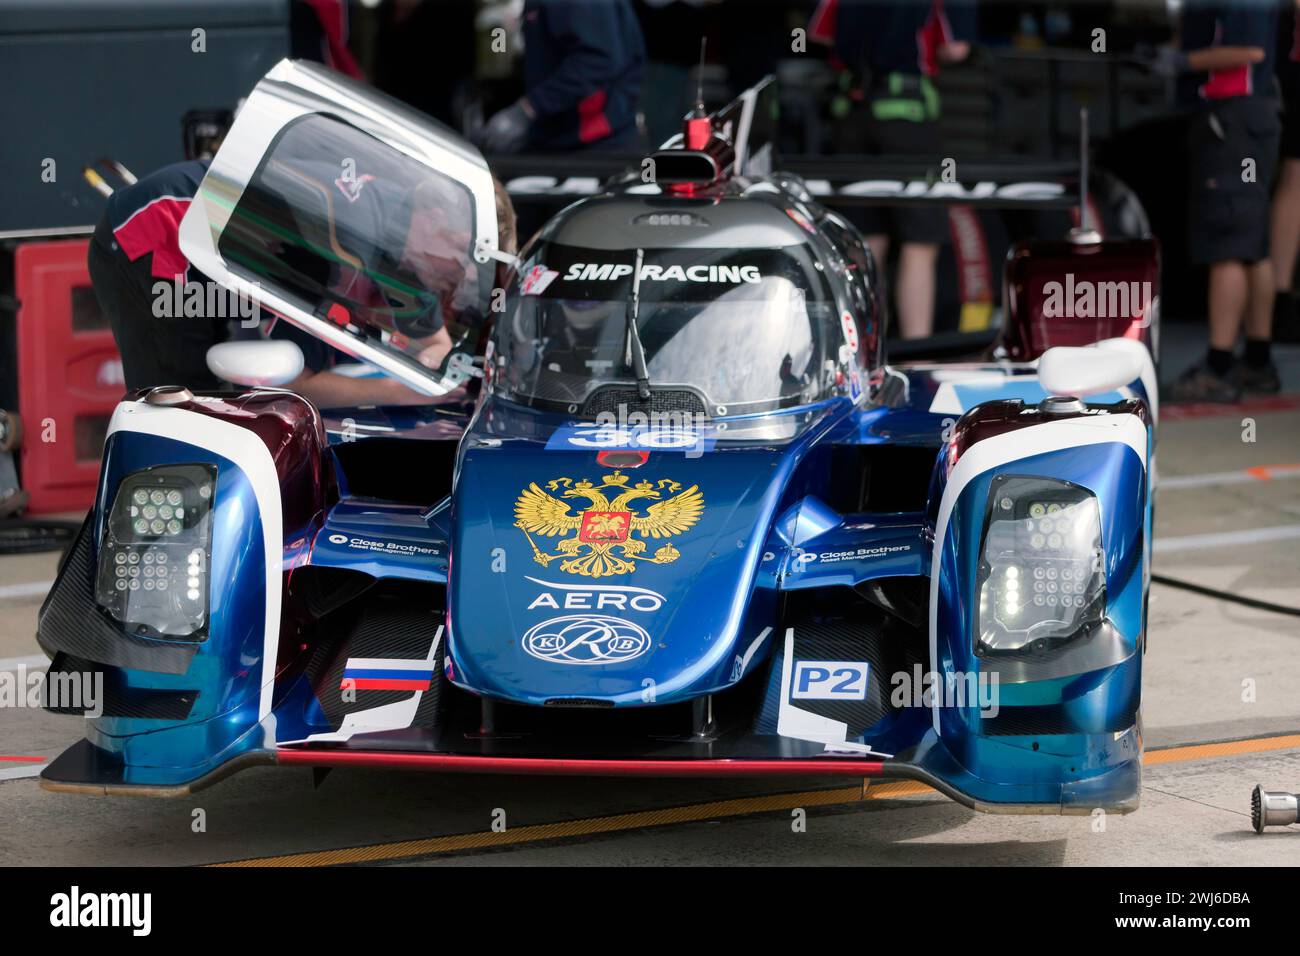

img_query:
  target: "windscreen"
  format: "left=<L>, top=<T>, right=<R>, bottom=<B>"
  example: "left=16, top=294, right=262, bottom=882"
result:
left=493, top=244, right=838, bottom=415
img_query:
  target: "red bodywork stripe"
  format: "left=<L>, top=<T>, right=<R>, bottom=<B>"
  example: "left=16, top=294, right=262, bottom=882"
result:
left=340, top=679, right=431, bottom=692
left=276, top=751, right=888, bottom=777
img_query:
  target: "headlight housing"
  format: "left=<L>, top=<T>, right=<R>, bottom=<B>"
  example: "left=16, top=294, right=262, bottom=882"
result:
left=95, top=464, right=216, bottom=641
left=975, top=475, right=1105, bottom=657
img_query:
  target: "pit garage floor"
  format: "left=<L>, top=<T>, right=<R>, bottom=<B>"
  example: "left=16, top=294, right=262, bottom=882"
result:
left=1, top=336, right=1297, bottom=867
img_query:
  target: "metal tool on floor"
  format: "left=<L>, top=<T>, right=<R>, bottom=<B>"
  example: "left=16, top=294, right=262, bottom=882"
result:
left=1251, top=784, right=1299, bottom=832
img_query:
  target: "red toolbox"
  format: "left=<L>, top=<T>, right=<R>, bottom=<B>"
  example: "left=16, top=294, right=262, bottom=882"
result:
left=15, top=239, right=123, bottom=514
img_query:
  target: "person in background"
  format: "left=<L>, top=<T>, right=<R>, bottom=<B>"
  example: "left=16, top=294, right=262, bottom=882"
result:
left=1269, top=0, right=1300, bottom=343
left=817, top=0, right=975, bottom=340
left=375, top=0, right=478, bottom=127
left=1152, top=0, right=1281, bottom=402
left=479, top=0, right=647, bottom=153
left=290, top=0, right=365, bottom=79
left=89, top=161, right=517, bottom=408
left=634, top=0, right=715, bottom=148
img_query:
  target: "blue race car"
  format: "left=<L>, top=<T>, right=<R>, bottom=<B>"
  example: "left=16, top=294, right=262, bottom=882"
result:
left=38, top=61, right=1157, bottom=812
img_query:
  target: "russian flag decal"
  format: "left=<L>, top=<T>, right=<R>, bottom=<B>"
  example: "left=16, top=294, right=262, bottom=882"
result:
left=341, top=657, right=437, bottom=692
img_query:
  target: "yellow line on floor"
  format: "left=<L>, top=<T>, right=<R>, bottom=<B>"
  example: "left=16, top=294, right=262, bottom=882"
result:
left=211, top=783, right=869, bottom=867
left=214, top=731, right=1300, bottom=867
left=1143, top=733, right=1300, bottom=766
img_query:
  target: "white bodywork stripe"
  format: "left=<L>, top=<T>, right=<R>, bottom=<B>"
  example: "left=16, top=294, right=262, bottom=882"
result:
left=736, top=626, right=771, bottom=679
left=345, top=657, right=437, bottom=672
left=107, top=401, right=284, bottom=721
left=928, top=414, right=1149, bottom=733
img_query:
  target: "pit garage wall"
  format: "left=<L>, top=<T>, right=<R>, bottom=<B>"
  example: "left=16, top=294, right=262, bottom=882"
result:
left=0, top=0, right=290, bottom=235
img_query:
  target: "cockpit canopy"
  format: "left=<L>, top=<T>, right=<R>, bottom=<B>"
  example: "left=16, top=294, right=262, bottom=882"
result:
left=493, top=202, right=859, bottom=417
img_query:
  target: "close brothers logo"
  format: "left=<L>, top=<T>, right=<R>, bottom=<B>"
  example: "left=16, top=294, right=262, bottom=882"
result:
left=50, top=886, right=151, bottom=936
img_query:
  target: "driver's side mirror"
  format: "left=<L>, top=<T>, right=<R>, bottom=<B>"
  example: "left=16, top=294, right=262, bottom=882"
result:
left=206, top=340, right=304, bottom=387
left=1037, top=337, right=1148, bottom=398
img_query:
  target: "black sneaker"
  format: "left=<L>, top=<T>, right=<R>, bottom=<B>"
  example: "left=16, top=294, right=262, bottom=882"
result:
left=1166, top=363, right=1241, bottom=403
left=1229, top=359, right=1281, bottom=395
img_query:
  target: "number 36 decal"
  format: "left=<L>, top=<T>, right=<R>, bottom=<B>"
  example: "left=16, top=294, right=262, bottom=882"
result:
left=792, top=660, right=870, bottom=701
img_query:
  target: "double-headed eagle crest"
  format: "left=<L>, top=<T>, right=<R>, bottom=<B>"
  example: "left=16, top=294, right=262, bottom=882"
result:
left=514, top=471, right=705, bottom=578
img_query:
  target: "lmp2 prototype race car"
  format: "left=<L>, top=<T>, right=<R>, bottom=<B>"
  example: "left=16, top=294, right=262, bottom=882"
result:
left=37, top=60, right=1158, bottom=813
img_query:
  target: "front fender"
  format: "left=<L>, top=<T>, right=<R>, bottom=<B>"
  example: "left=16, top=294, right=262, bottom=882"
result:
left=37, top=390, right=328, bottom=786
left=924, top=402, right=1150, bottom=810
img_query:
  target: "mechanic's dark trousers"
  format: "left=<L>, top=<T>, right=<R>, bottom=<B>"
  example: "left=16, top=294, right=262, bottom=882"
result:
left=87, top=234, right=226, bottom=393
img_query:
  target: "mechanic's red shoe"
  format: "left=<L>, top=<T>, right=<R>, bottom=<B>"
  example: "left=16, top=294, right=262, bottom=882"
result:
left=1167, top=363, right=1241, bottom=403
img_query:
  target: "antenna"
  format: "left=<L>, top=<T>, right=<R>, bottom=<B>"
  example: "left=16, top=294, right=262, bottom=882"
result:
left=695, top=37, right=707, bottom=112
left=1069, top=105, right=1099, bottom=244
left=681, top=36, right=712, bottom=150
left=1078, top=106, right=1089, bottom=231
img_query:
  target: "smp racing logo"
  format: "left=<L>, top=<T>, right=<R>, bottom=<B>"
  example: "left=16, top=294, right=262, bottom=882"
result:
left=514, top=471, right=703, bottom=578
left=562, top=262, right=762, bottom=284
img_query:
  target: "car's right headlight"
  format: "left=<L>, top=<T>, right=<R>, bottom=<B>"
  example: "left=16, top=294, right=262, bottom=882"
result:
left=94, top=464, right=216, bottom=641
left=975, top=475, right=1105, bottom=658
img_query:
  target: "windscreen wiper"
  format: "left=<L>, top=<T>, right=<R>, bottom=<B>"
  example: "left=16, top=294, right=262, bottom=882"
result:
left=625, top=247, right=652, bottom=401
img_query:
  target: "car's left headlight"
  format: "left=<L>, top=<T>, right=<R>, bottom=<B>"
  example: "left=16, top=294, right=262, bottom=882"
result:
left=976, top=475, right=1105, bottom=657
left=95, top=464, right=216, bottom=640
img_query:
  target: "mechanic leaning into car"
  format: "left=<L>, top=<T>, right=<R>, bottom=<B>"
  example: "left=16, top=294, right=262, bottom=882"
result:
left=478, top=0, right=646, bottom=154
left=817, top=0, right=975, bottom=341
left=88, top=160, right=517, bottom=407
left=1150, top=0, right=1282, bottom=402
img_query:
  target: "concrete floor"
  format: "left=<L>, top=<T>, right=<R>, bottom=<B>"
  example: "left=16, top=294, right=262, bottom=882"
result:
left=1, top=345, right=1297, bottom=866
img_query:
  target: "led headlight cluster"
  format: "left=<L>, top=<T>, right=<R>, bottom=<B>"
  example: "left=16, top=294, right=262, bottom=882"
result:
left=94, top=464, right=216, bottom=640
left=976, top=475, right=1105, bottom=656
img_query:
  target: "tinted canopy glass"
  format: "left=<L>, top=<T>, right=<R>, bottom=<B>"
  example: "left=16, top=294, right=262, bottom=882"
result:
left=218, top=113, right=490, bottom=382
left=494, top=243, right=839, bottom=414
